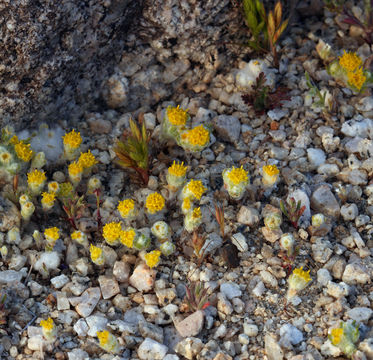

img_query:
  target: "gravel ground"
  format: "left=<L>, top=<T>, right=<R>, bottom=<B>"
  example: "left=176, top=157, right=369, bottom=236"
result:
left=0, top=1, right=372, bottom=360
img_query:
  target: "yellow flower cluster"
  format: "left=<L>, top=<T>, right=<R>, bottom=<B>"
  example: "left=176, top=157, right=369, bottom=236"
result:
left=145, top=192, right=165, bottom=214
left=0, top=150, right=12, bottom=165
left=102, top=222, right=122, bottom=245
left=181, top=125, right=210, bottom=148
left=184, top=179, right=207, bottom=200
left=347, top=67, right=366, bottom=91
left=168, top=161, right=187, bottom=177
left=263, top=164, right=279, bottom=176
left=40, top=317, right=54, bottom=331
left=166, top=105, right=189, bottom=126
left=97, top=330, right=120, bottom=354
left=27, top=169, right=46, bottom=186
left=78, top=150, right=97, bottom=169
left=71, top=230, right=87, bottom=245
left=144, top=250, right=161, bottom=268
left=330, top=328, right=343, bottom=345
left=117, top=199, right=135, bottom=218
left=14, top=141, right=34, bottom=162
left=68, top=161, right=83, bottom=177
left=339, top=51, right=362, bottom=72
left=48, top=181, right=60, bottom=193
left=227, top=166, right=248, bottom=185
left=120, top=228, right=136, bottom=248
left=41, top=192, right=56, bottom=210
left=44, top=227, right=60, bottom=241
left=63, top=130, right=82, bottom=149
left=90, top=244, right=104, bottom=265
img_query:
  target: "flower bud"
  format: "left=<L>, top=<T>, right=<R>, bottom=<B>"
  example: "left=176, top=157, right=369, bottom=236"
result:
left=160, top=241, right=176, bottom=256
left=133, top=233, right=151, bottom=250
left=151, top=221, right=171, bottom=242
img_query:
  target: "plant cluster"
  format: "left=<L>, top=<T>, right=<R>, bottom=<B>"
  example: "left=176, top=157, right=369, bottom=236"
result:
left=241, top=72, right=290, bottom=114
left=162, top=105, right=211, bottom=153
left=242, top=0, right=288, bottom=67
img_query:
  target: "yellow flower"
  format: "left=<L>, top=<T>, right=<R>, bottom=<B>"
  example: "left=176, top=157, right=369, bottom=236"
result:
left=68, top=161, right=83, bottom=177
left=40, top=317, right=54, bottom=331
left=21, top=201, right=35, bottom=221
left=226, top=166, right=248, bottom=185
left=28, top=169, right=46, bottom=186
left=144, top=250, right=162, bottom=268
left=15, top=141, right=34, bottom=162
left=145, top=192, right=165, bottom=214
left=263, top=164, right=279, bottom=176
left=168, top=161, right=187, bottom=177
left=48, top=181, right=60, bottom=193
left=0, top=149, right=12, bottom=166
left=10, top=135, right=19, bottom=145
left=40, top=317, right=57, bottom=341
left=166, top=105, right=189, bottom=126
left=191, top=207, right=201, bottom=219
left=41, top=192, right=56, bottom=210
left=117, top=199, right=136, bottom=219
left=181, top=197, right=192, bottom=214
left=181, top=125, right=210, bottom=147
left=97, top=330, right=120, bottom=354
left=102, top=222, right=122, bottom=245
left=339, top=51, right=362, bottom=72
left=44, top=227, right=60, bottom=241
left=90, top=244, right=104, bottom=265
left=27, top=169, right=46, bottom=194
left=63, top=129, right=82, bottom=149
left=68, top=161, right=83, bottom=186
left=347, top=67, right=366, bottom=91
left=78, top=150, right=98, bottom=169
left=71, top=230, right=87, bottom=245
left=120, top=228, right=136, bottom=248
left=183, top=179, right=207, bottom=200
left=287, top=266, right=311, bottom=300
left=330, top=328, right=343, bottom=346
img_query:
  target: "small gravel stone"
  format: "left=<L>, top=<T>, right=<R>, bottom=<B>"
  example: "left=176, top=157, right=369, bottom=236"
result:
left=341, top=203, right=359, bottom=221
left=244, top=323, right=258, bottom=337
left=175, top=337, right=203, bottom=360
left=98, top=275, right=120, bottom=299
left=220, top=282, right=242, bottom=300
left=137, top=337, right=168, bottom=360
left=342, top=263, right=371, bottom=285
left=346, top=307, right=373, bottom=323
left=175, top=310, right=204, bottom=338
left=217, top=294, right=233, bottom=316
left=67, top=349, right=89, bottom=360
left=51, top=274, right=70, bottom=289
left=311, top=185, right=340, bottom=217
left=317, top=269, right=332, bottom=286
left=230, top=233, right=248, bottom=252
left=73, top=318, right=89, bottom=337
left=279, top=324, right=303, bottom=346
left=70, top=287, right=101, bottom=318
left=213, top=115, right=240, bottom=143
left=326, top=281, right=349, bottom=298
left=113, top=261, right=131, bottom=283
left=130, top=263, right=156, bottom=292
left=265, top=333, right=283, bottom=360
left=237, top=206, right=260, bottom=226
left=139, top=321, right=164, bottom=343
left=0, top=270, right=23, bottom=284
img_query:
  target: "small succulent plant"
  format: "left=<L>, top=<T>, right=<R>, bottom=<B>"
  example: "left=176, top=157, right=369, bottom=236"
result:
left=280, top=197, right=306, bottom=229
left=184, top=281, right=210, bottom=312
left=114, top=118, right=150, bottom=185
